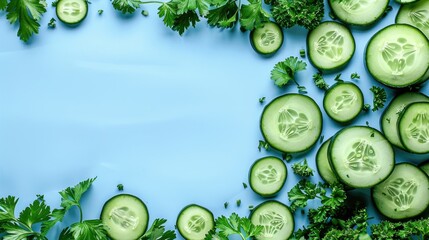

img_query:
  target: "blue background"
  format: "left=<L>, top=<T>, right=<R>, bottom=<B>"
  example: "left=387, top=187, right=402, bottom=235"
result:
left=1, top=0, right=428, bottom=238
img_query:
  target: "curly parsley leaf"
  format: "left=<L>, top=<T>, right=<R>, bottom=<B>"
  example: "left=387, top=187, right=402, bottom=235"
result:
left=271, top=56, right=307, bottom=88
left=112, top=0, right=142, bottom=14
left=207, top=0, right=238, bottom=28
left=141, top=218, right=176, bottom=240
left=313, top=72, right=329, bottom=90
left=6, top=0, right=47, bottom=42
left=370, top=86, right=387, bottom=111
left=239, top=0, right=270, bottom=31
left=272, top=0, right=324, bottom=30
left=288, top=180, right=320, bottom=211
left=0, top=0, right=7, bottom=11
left=292, top=159, right=314, bottom=177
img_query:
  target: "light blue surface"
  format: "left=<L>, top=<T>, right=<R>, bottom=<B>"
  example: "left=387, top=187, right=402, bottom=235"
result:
left=0, top=0, right=428, bottom=239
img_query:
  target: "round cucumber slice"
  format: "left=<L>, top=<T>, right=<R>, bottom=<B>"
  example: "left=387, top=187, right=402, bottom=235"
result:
left=307, top=21, right=355, bottom=71
left=250, top=22, right=284, bottom=55
left=316, top=138, right=340, bottom=185
left=372, top=163, right=429, bottom=220
left=380, top=92, right=429, bottom=150
left=398, top=101, right=429, bottom=154
left=56, top=0, right=88, bottom=25
left=396, top=0, right=429, bottom=40
left=328, top=0, right=389, bottom=26
left=100, top=194, right=149, bottom=240
left=260, top=94, right=323, bottom=153
left=323, top=82, right=364, bottom=123
left=328, top=126, right=395, bottom=188
left=249, top=156, right=287, bottom=197
left=366, top=24, right=429, bottom=88
left=249, top=200, right=294, bottom=240
left=176, top=204, right=214, bottom=240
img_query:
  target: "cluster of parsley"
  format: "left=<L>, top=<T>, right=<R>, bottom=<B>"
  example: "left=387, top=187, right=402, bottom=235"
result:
left=0, top=178, right=175, bottom=240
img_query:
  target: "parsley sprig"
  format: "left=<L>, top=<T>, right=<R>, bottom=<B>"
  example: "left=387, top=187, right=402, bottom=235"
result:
left=141, top=218, right=176, bottom=240
left=205, top=213, right=263, bottom=240
left=369, top=86, right=387, bottom=111
left=291, top=159, right=314, bottom=177
left=271, top=56, right=307, bottom=93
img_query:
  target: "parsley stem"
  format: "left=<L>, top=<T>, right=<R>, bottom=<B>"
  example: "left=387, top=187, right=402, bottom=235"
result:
left=78, top=205, right=83, bottom=223
left=140, top=1, right=163, bottom=4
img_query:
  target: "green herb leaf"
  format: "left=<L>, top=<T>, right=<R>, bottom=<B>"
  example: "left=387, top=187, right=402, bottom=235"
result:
left=172, top=10, right=200, bottom=35
left=158, top=1, right=177, bottom=28
left=0, top=0, right=7, bottom=10
left=0, top=196, right=18, bottom=222
left=258, top=140, right=269, bottom=151
left=370, top=86, right=387, bottom=111
left=60, top=219, right=107, bottom=240
left=112, top=0, right=142, bottom=14
left=239, top=0, right=270, bottom=31
left=206, top=0, right=238, bottom=28
left=271, top=56, right=307, bottom=88
left=48, top=18, right=56, bottom=28
left=117, top=184, right=124, bottom=191
left=272, top=0, right=323, bottom=30
left=176, top=0, right=209, bottom=16
left=6, top=0, right=47, bottom=42
left=258, top=97, right=265, bottom=104
left=141, top=218, right=176, bottom=240
left=211, top=213, right=262, bottom=240
left=19, top=198, right=51, bottom=229
left=350, top=72, right=360, bottom=80
left=313, top=72, right=329, bottom=90
left=292, top=159, right=314, bottom=177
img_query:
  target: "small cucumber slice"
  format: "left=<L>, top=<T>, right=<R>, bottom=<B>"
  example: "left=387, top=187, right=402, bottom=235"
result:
left=100, top=194, right=149, bottom=240
left=307, top=21, right=355, bottom=71
left=323, top=82, right=364, bottom=123
left=380, top=92, right=429, bottom=150
left=249, top=156, right=287, bottom=197
left=56, top=0, right=88, bottom=25
left=398, top=101, right=429, bottom=154
left=328, top=126, right=395, bottom=188
left=372, top=163, right=429, bottom=220
left=176, top=204, right=214, bottom=240
left=260, top=94, right=323, bottom=153
left=249, top=200, right=294, bottom=240
left=250, top=22, right=284, bottom=55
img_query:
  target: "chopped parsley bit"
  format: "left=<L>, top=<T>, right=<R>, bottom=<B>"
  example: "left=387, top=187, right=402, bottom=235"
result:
left=98, top=9, right=103, bottom=15
left=258, top=140, right=269, bottom=152
left=363, top=104, right=371, bottom=112
left=313, top=72, right=329, bottom=90
left=350, top=72, right=360, bottom=80
left=386, top=118, right=391, bottom=124
left=329, top=12, right=336, bottom=20
left=52, top=0, right=59, bottom=7
left=299, top=49, right=306, bottom=58
left=291, top=159, right=314, bottom=177
left=224, top=202, right=229, bottom=209
left=366, top=121, right=370, bottom=127
left=282, top=152, right=293, bottom=162
left=48, top=18, right=56, bottom=28
left=370, top=86, right=387, bottom=111
left=298, top=85, right=307, bottom=94
left=370, top=132, right=375, bottom=138
left=334, top=73, right=344, bottom=82
left=259, top=97, right=265, bottom=104
left=142, top=10, right=149, bottom=16
left=319, top=135, right=324, bottom=144
left=248, top=205, right=254, bottom=210
left=236, top=199, right=241, bottom=207
left=242, top=182, right=248, bottom=189
left=117, top=184, right=124, bottom=191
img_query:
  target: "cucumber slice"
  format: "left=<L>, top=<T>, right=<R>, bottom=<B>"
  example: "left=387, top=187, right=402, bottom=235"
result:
left=372, top=163, right=429, bottom=220
left=398, top=101, right=429, bottom=154
left=328, top=0, right=389, bottom=26
left=380, top=92, right=429, bottom=150
left=396, top=0, right=421, bottom=4
left=56, top=0, right=88, bottom=25
left=396, top=0, right=429, bottom=40
left=176, top=204, right=214, bottom=240
left=100, top=194, right=149, bottom=240
left=249, top=200, right=294, bottom=240
left=316, top=138, right=340, bottom=185
left=250, top=22, right=284, bottom=55
left=419, top=160, right=429, bottom=176
left=248, top=156, right=287, bottom=197
left=323, top=82, right=364, bottom=123
left=328, top=126, right=395, bottom=188
left=366, top=24, right=429, bottom=88
left=307, top=21, right=355, bottom=71
left=260, top=94, right=323, bottom=153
